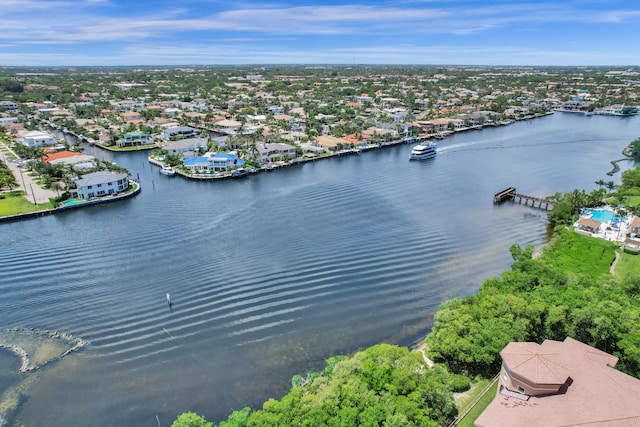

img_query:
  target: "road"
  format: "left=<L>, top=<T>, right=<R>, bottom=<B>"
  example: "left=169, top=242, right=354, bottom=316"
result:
left=0, top=142, right=58, bottom=205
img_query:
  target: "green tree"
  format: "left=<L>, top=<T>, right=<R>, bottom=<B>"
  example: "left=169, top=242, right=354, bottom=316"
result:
left=172, top=412, right=212, bottom=427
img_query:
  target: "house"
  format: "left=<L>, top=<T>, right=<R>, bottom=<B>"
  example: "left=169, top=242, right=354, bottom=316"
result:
left=214, top=119, right=242, bottom=135
left=629, top=216, right=640, bottom=235
left=206, top=153, right=244, bottom=171
left=0, top=117, right=18, bottom=126
left=164, top=107, right=182, bottom=118
left=162, top=126, right=199, bottom=140
left=46, top=152, right=96, bottom=171
left=182, top=153, right=244, bottom=172
left=475, top=337, right=640, bottom=426
left=315, top=135, right=346, bottom=152
left=0, top=101, right=18, bottom=111
left=20, top=130, right=56, bottom=147
left=623, top=238, right=640, bottom=254
left=116, top=131, right=154, bottom=148
left=72, top=171, right=129, bottom=199
left=43, top=150, right=83, bottom=164
left=163, top=137, right=208, bottom=155
left=576, top=217, right=602, bottom=234
left=121, top=111, right=141, bottom=123
left=254, top=143, right=296, bottom=163
left=299, top=143, right=325, bottom=156
left=342, top=133, right=372, bottom=147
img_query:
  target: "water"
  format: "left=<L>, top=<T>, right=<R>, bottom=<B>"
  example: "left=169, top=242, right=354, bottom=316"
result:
left=1, top=113, right=638, bottom=426
left=585, top=208, right=627, bottom=223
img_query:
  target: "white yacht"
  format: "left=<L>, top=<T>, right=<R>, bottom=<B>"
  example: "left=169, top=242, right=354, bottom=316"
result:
left=409, top=142, right=437, bottom=160
left=160, top=164, right=176, bottom=176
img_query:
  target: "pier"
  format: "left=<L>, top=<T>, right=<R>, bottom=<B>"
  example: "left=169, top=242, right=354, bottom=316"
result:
left=493, top=187, right=554, bottom=210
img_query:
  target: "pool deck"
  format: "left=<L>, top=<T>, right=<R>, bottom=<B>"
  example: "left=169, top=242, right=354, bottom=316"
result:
left=574, top=206, right=636, bottom=243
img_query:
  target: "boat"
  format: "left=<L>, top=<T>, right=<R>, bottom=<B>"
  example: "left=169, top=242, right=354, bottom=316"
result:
left=409, top=142, right=437, bottom=160
left=231, top=168, right=248, bottom=178
left=160, top=164, right=176, bottom=176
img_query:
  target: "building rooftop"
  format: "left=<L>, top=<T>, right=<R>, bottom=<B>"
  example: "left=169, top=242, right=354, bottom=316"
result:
left=476, top=337, right=640, bottom=427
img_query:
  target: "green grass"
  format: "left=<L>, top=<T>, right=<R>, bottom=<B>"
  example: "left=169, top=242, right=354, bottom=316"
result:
left=455, top=378, right=491, bottom=411
left=540, top=228, right=617, bottom=278
left=456, top=380, right=499, bottom=427
left=613, top=249, right=640, bottom=279
left=0, top=192, right=49, bottom=216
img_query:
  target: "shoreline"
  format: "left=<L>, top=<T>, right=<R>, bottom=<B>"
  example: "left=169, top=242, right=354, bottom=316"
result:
left=147, top=112, right=554, bottom=180
left=0, top=180, right=141, bottom=223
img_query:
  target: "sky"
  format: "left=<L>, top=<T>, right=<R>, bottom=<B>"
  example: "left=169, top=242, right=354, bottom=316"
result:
left=1, top=0, right=639, bottom=66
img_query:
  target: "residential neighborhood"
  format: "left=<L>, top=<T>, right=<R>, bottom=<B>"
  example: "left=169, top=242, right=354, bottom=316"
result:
left=1, top=65, right=638, bottom=187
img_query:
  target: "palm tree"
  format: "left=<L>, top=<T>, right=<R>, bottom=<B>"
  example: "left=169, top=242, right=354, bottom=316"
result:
left=605, top=181, right=617, bottom=193
left=595, top=179, right=606, bottom=188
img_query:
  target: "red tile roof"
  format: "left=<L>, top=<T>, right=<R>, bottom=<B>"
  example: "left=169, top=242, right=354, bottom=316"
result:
left=43, top=150, right=82, bottom=163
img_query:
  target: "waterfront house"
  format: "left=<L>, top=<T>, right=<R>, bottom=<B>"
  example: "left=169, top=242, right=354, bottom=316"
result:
left=475, top=337, right=640, bottom=426
left=254, top=143, right=296, bottom=163
left=72, top=171, right=129, bottom=199
left=315, top=135, right=346, bottom=152
left=19, top=130, right=56, bottom=147
left=116, top=131, right=154, bottom=148
left=427, top=118, right=451, bottom=134
left=163, top=137, right=208, bottom=155
left=206, top=153, right=244, bottom=171
left=182, top=153, right=244, bottom=172
left=299, top=143, right=325, bottom=156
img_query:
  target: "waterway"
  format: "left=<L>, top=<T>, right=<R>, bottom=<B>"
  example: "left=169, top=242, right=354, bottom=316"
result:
left=1, top=113, right=638, bottom=426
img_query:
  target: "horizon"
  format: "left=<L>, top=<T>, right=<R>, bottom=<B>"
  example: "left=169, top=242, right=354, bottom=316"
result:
left=1, top=0, right=640, bottom=67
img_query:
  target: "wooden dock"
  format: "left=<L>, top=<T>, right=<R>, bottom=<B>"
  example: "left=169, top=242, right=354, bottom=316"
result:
left=493, top=187, right=554, bottom=210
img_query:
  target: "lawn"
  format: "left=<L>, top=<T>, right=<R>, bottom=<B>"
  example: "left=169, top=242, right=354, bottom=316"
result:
left=540, top=228, right=617, bottom=278
left=456, top=380, right=499, bottom=427
left=0, top=192, right=52, bottom=216
left=613, top=249, right=640, bottom=279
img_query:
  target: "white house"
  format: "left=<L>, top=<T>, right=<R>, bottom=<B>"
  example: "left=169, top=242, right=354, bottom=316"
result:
left=182, top=153, right=244, bottom=172
left=162, top=126, right=199, bottom=140
left=163, top=137, right=208, bottom=155
left=254, top=143, right=296, bottom=163
left=72, top=171, right=129, bottom=199
left=0, top=101, right=18, bottom=111
left=20, top=130, right=56, bottom=147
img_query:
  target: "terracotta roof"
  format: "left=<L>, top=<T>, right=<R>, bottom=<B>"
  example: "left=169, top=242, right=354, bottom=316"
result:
left=500, top=342, right=569, bottom=386
left=43, top=150, right=82, bottom=163
left=476, top=338, right=640, bottom=427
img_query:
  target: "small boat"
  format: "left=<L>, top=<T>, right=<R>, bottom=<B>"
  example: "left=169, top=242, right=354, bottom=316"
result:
left=160, top=164, right=175, bottom=176
left=231, top=168, right=248, bottom=178
left=409, top=142, right=437, bottom=160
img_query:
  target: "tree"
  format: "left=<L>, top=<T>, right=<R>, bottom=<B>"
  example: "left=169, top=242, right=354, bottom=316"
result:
left=605, top=181, right=617, bottom=192
left=172, top=412, right=212, bottom=427
left=630, top=137, right=640, bottom=161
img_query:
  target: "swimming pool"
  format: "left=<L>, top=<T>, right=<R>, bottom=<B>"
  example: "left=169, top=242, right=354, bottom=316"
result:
left=61, top=199, right=86, bottom=207
left=585, top=208, right=626, bottom=223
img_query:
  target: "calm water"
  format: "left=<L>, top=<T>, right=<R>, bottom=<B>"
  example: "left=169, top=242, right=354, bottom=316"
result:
left=1, top=113, right=638, bottom=426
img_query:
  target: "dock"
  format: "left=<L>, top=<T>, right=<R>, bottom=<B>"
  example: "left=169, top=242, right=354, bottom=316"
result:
left=493, top=187, right=554, bottom=210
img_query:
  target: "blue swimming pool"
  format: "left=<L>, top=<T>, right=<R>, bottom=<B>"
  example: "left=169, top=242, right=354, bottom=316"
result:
left=585, top=208, right=626, bottom=223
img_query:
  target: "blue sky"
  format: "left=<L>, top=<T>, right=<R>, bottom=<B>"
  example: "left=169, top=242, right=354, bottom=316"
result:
left=1, top=0, right=639, bottom=66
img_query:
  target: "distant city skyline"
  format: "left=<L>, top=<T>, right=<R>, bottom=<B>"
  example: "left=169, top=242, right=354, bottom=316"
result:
left=1, top=0, right=639, bottom=66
